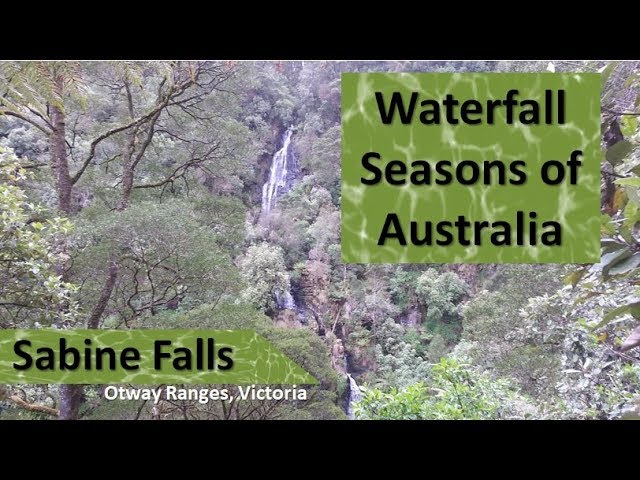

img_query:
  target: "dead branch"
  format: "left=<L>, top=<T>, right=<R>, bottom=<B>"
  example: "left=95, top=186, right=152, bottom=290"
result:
left=9, top=395, right=59, bottom=417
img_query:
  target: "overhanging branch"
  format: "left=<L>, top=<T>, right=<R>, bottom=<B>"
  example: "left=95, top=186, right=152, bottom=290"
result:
left=0, top=109, right=52, bottom=135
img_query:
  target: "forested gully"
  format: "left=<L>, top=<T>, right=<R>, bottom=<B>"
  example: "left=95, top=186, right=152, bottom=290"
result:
left=0, top=61, right=639, bottom=419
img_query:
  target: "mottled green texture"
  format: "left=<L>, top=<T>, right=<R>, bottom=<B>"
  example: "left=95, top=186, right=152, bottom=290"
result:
left=0, top=330, right=317, bottom=384
left=341, top=73, right=601, bottom=263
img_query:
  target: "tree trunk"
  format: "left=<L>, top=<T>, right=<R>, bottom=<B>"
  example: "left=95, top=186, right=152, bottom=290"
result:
left=87, top=259, right=119, bottom=329
left=59, top=384, right=84, bottom=420
left=116, top=125, right=137, bottom=211
left=49, top=97, right=72, bottom=214
left=117, top=83, right=138, bottom=211
left=50, top=74, right=83, bottom=420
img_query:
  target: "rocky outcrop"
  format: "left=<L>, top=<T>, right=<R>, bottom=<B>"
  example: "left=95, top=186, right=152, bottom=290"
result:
left=299, top=257, right=331, bottom=336
left=275, top=309, right=302, bottom=329
left=328, top=333, right=346, bottom=375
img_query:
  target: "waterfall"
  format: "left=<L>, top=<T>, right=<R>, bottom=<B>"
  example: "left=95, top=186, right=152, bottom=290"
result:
left=261, top=128, right=296, bottom=216
left=346, top=374, right=362, bottom=420
left=275, top=288, right=308, bottom=321
left=261, top=128, right=302, bottom=315
left=275, top=289, right=296, bottom=310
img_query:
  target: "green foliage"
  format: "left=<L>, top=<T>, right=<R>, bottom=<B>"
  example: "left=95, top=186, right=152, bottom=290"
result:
left=241, top=64, right=296, bottom=132
left=556, top=311, right=640, bottom=419
left=415, top=269, right=467, bottom=343
left=538, top=282, right=640, bottom=419
left=389, top=268, right=420, bottom=310
left=425, top=334, right=448, bottom=363
left=459, top=265, right=565, bottom=399
left=307, top=205, right=340, bottom=252
left=189, top=194, right=247, bottom=255
left=374, top=318, right=431, bottom=388
left=4, top=60, right=640, bottom=420
left=0, top=61, right=86, bottom=115
left=256, top=209, right=312, bottom=267
left=558, top=80, right=640, bottom=416
left=389, top=267, right=467, bottom=342
left=415, top=270, right=467, bottom=315
left=298, top=126, right=341, bottom=199
left=355, top=382, right=427, bottom=420
left=258, top=181, right=336, bottom=267
left=137, top=302, right=345, bottom=420
left=402, top=328, right=431, bottom=358
left=238, top=242, right=292, bottom=313
left=0, top=147, right=77, bottom=327
left=462, top=265, right=564, bottom=347
left=72, top=199, right=239, bottom=324
left=355, top=358, right=534, bottom=420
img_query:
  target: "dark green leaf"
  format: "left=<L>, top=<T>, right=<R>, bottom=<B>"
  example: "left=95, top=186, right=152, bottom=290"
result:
left=564, top=267, right=588, bottom=287
left=606, top=140, right=634, bottom=166
left=600, top=248, right=632, bottom=275
left=608, top=252, right=640, bottom=276
left=593, top=300, right=640, bottom=330
left=623, top=197, right=640, bottom=229
left=601, top=214, right=616, bottom=236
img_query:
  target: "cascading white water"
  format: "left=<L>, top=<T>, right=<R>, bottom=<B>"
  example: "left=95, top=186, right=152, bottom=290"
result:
left=262, top=128, right=295, bottom=216
left=262, top=128, right=300, bottom=313
left=346, top=374, right=362, bottom=420
left=275, top=290, right=296, bottom=310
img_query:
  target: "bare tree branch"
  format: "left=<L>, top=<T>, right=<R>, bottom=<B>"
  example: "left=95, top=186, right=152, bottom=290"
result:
left=9, top=395, right=59, bottom=417
left=69, top=74, right=197, bottom=186
left=0, top=110, right=52, bottom=135
left=603, top=106, right=640, bottom=116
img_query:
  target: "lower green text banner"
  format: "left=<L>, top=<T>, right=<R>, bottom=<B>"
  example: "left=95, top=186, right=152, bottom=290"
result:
left=0, top=329, right=317, bottom=385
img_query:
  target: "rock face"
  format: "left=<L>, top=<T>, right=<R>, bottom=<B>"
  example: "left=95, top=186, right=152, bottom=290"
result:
left=346, top=347, right=376, bottom=376
left=275, top=309, right=301, bottom=329
left=328, top=334, right=346, bottom=375
left=299, top=257, right=332, bottom=336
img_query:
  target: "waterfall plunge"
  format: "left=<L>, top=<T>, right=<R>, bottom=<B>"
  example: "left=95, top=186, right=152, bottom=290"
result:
left=262, top=128, right=295, bottom=216
left=275, top=290, right=296, bottom=310
left=346, top=374, right=362, bottom=419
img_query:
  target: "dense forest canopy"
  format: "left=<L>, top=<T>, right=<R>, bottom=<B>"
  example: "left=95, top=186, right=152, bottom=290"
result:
left=0, top=60, right=639, bottom=420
